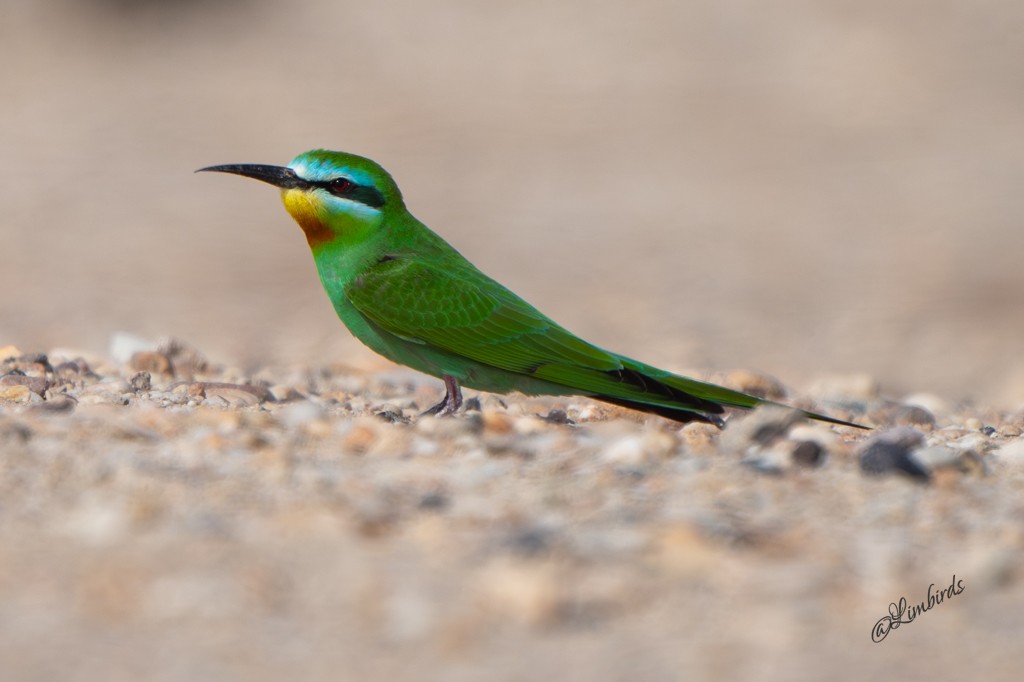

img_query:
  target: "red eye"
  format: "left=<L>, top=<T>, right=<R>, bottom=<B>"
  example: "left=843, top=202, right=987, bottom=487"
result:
left=329, top=178, right=353, bottom=194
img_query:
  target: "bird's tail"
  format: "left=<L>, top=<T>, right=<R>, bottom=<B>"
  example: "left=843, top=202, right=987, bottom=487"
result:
left=534, top=358, right=866, bottom=429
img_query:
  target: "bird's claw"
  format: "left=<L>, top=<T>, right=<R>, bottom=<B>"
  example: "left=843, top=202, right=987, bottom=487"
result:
left=420, top=400, right=456, bottom=417
left=420, top=374, right=463, bottom=418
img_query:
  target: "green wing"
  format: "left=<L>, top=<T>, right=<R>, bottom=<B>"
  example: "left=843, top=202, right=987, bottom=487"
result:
left=344, top=257, right=763, bottom=418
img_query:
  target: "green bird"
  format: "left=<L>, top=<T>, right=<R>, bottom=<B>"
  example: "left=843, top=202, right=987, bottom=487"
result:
left=199, top=149, right=862, bottom=429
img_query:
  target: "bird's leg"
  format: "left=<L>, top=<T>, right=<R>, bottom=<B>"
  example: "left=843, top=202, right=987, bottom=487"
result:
left=421, top=374, right=463, bottom=417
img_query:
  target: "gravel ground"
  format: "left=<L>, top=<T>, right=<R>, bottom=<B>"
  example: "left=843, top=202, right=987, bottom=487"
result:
left=1, top=340, right=1022, bottom=681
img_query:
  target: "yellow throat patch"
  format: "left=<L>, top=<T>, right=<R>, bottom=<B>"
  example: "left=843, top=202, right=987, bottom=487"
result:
left=281, top=189, right=334, bottom=249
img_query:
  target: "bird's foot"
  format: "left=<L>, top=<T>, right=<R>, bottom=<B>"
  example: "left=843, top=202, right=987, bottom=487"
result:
left=420, top=374, right=463, bottom=417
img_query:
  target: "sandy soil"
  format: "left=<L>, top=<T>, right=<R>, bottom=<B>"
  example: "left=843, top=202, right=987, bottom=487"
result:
left=3, top=1, right=1024, bottom=680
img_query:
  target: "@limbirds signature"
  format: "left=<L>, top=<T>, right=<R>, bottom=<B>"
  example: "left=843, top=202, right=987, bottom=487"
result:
left=872, top=575, right=965, bottom=642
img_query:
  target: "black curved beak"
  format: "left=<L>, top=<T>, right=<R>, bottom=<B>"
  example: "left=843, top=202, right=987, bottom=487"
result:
left=196, top=164, right=309, bottom=190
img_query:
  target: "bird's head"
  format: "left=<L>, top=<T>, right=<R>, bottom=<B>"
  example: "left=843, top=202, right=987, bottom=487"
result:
left=198, top=149, right=404, bottom=249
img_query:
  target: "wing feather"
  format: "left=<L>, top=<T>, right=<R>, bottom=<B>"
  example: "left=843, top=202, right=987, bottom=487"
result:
left=346, top=258, right=622, bottom=373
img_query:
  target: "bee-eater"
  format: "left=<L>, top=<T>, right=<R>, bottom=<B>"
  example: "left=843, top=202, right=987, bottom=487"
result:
left=199, top=150, right=862, bottom=428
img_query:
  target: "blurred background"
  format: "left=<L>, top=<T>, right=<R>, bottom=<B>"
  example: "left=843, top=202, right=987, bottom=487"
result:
left=3, top=0, right=1024, bottom=403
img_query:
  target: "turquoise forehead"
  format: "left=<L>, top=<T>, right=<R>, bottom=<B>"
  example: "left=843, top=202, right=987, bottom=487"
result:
left=288, top=149, right=386, bottom=188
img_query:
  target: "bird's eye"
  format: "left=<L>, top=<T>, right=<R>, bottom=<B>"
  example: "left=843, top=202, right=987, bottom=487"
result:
left=329, top=177, right=353, bottom=194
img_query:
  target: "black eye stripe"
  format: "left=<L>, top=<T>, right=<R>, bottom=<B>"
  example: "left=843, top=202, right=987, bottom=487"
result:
left=310, top=178, right=386, bottom=209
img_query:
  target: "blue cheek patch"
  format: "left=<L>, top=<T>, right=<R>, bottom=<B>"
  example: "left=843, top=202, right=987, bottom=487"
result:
left=321, top=192, right=383, bottom=218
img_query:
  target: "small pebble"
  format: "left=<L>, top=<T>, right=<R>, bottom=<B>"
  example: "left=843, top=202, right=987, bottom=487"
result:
left=129, top=371, right=152, bottom=393
left=502, top=527, right=553, bottom=557
left=131, top=351, right=173, bottom=377
left=269, top=385, right=304, bottom=402
left=374, top=408, right=409, bottom=424
left=601, top=435, right=648, bottom=467
left=741, top=445, right=790, bottom=475
left=910, top=445, right=962, bottom=472
left=721, top=405, right=803, bottom=453
left=791, top=440, right=826, bottom=467
left=275, top=401, right=324, bottom=429
left=13, top=353, right=53, bottom=373
left=0, top=384, right=35, bottom=404
left=160, top=339, right=210, bottom=378
left=0, top=373, right=50, bottom=396
left=858, top=428, right=929, bottom=480
left=888, top=404, right=936, bottom=428
left=511, top=416, right=548, bottom=436
left=540, top=409, right=574, bottom=425
left=678, top=422, right=719, bottom=454
left=197, top=383, right=270, bottom=407
left=481, top=410, right=514, bottom=434
left=0, top=345, right=22, bottom=360
left=417, top=491, right=448, bottom=511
